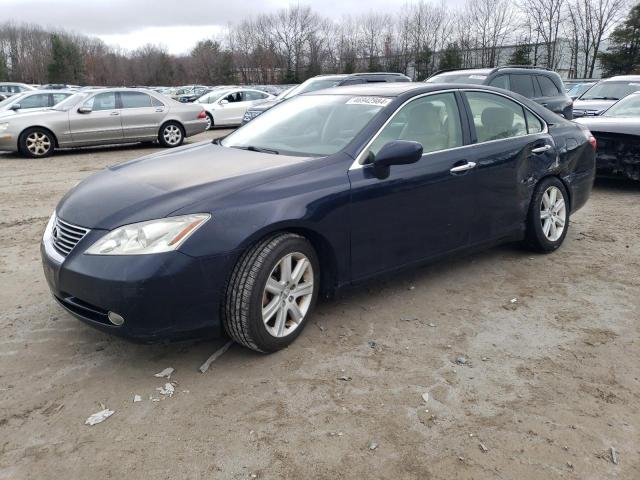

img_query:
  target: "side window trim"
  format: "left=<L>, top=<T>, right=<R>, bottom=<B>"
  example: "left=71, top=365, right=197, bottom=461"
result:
left=351, top=89, right=469, bottom=169
left=461, top=89, right=548, bottom=146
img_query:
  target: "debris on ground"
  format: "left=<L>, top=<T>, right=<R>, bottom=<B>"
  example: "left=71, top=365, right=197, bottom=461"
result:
left=133, top=394, right=142, bottom=403
left=156, top=383, right=175, bottom=397
left=408, top=285, right=415, bottom=291
left=479, top=442, right=488, bottom=453
left=85, top=408, right=114, bottom=426
left=199, top=341, right=233, bottom=373
left=428, top=322, right=436, bottom=327
left=368, top=441, right=378, bottom=450
left=421, top=392, right=429, bottom=403
left=315, top=322, right=325, bottom=332
left=154, top=367, right=174, bottom=379
left=337, top=375, right=352, bottom=381
left=456, top=356, right=468, bottom=365
left=510, top=298, right=518, bottom=304
left=367, top=340, right=377, bottom=348
left=610, top=446, right=618, bottom=465
left=401, top=316, right=418, bottom=321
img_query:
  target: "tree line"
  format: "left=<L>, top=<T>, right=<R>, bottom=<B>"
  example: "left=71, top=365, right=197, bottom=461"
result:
left=0, top=0, right=638, bottom=86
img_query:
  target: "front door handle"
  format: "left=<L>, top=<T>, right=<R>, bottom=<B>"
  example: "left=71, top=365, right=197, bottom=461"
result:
left=110, top=111, right=120, bottom=116
left=531, top=144, right=552, bottom=154
left=450, top=161, right=477, bottom=174
left=155, top=108, right=164, bottom=112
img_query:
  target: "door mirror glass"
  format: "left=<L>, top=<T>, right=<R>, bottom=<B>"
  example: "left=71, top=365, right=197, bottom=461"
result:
left=371, top=140, right=423, bottom=178
left=219, top=99, right=229, bottom=105
left=77, top=105, right=92, bottom=114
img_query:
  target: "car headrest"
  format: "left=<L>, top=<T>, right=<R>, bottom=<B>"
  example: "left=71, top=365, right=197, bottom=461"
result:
left=482, top=107, right=514, bottom=132
left=405, top=104, right=442, bottom=134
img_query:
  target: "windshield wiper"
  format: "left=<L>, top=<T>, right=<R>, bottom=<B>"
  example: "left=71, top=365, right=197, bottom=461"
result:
left=586, top=96, right=619, bottom=100
left=232, top=145, right=280, bottom=155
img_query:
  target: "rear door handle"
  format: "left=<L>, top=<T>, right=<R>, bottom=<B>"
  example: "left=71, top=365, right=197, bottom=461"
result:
left=110, top=111, right=120, bottom=116
left=531, top=144, right=552, bottom=154
left=155, top=108, right=164, bottom=112
left=450, top=161, right=477, bottom=174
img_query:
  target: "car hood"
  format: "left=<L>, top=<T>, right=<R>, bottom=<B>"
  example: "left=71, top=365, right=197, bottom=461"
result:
left=56, top=141, right=312, bottom=230
left=0, top=107, right=51, bottom=118
left=575, top=116, right=640, bottom=136
left=572, top=99, right=615, bottom=113
left=1, top=108, right=64, bottom=122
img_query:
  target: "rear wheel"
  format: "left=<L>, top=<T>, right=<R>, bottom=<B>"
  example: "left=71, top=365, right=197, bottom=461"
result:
left=525, top=177, right=569, bottom=252
left=19, top=128, right=54, bottom=158
left=223, top=233, right=320, bottom=353
left=205, top=112, right=213, bottom=130
left=158, top=122, right=184, bottom=148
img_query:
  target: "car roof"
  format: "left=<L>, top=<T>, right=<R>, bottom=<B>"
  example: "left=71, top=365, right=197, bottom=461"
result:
left=606, top=75, right=640, bottom=82
left=310, top=82, right=454, bottom=97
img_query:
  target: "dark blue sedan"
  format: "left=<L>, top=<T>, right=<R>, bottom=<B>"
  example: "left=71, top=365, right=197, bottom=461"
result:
left=41, top=83, right=596, bottom=352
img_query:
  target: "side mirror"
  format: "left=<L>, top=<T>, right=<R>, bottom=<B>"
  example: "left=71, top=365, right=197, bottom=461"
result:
left=370, top=140, right=423, bottom=178
left=219, top=99, right=229, bottom=105
left=9, top=103, right=21, bottom=110
left=78, top=106, right=92, bottom=114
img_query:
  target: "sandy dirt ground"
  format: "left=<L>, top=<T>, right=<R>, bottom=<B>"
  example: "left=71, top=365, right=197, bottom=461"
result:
left=0, top=130, right=638, bottom=479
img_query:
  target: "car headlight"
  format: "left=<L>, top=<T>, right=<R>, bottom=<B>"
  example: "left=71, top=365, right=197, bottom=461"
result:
left=85, top=214, right=210, bottom=255
left=0, top=123, right=9, bottom=133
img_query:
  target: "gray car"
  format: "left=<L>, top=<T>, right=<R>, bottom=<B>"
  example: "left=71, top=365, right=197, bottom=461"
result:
left=0, top=88, right=209, bottom=158
left=0, top=90, right=73, bottom=118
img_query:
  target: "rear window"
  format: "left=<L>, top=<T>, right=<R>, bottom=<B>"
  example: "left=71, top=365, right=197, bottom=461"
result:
left=537, top=76, right=560, bottom=96
left=120, top=92, right=152, bottom=108
left=509, top=75, right=535, bottom=98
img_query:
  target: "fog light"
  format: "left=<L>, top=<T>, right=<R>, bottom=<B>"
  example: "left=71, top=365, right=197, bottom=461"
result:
left=108, top=311, right=125, bottom=326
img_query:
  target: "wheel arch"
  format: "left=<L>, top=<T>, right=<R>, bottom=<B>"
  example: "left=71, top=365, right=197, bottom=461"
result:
left=19, top=125, right=59, bottom=148
left=159, top=119, right=186, bottom=136
left=527, top=174, right=572, bottom=215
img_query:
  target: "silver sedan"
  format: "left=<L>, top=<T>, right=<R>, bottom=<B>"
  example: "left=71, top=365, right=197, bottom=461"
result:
left=0, top=88, right=209, bottom=158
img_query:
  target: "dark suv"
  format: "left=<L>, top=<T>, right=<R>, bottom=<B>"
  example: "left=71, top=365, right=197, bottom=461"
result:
left=241, top=72, right=411, bottom=124
left=427, top=66, right=573, bottom=119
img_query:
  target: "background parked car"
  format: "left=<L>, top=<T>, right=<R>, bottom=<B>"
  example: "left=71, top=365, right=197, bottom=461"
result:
left=0, top=90, right=73, bottom=118
left=0, top=88, right=208, bottom=158
left=566, top=81, right=597, bottom=100
left=196, top=87, right=275, bottom=129
left=170, top=85, right=209, bottom=100
left=575, top=91, right=640, bottom=181
left=426, top=66, right=573, bottom=119
left=38, top=83, right=80, bottom=90
left=241, top=72, right=411, bottom=124
left=0, top=82, right=36, bottom=99
left=572, top=75, right=640, bottom=117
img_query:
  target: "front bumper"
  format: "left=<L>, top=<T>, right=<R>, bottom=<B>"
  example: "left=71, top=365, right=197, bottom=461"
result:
left=0, top=132, right=18, bottom=152
left=41, top=222, right=237, bottom=342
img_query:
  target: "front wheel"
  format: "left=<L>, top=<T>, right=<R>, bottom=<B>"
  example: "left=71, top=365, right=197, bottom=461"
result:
left=19, top=128, right=55, bottom=158
left=223, top=233, right=320, bottom=353
left=525, top=177, right=569, bottom=253
left=158, top=122, right=184, bottom=148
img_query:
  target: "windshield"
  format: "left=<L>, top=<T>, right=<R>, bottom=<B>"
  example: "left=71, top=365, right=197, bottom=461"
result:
left=0, top=92, right=26, bottom=108
left=198, top=90, right=232, bottom=103
left=427, top=73, right=489, bottom=84
left=52, top=92, right=90, bottom=111
left=604, top=94, right=640, bottom=117
left=580, top=81, right=640, bottom=100
left=283, top=77, right=346, bottom=99
left=221, top=94, right=389, bottom=156
left=568, top=83, right=595, bottom=97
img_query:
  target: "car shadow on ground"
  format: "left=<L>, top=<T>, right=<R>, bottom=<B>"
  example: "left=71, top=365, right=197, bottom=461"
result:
left=594, top=176, right=639, bottom=192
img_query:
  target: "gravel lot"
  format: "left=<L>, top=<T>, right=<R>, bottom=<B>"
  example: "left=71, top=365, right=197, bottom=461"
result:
left=0, top=130, right=638, bottom=479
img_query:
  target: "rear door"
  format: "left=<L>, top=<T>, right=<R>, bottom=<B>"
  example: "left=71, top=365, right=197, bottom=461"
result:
left=348, top=91, right=478, bottom=280
left=534, top=75, right=571, bottom=118
left=68, top=91, right=123, bottom=145
left=460, top=90, right=558, bottom=242
left=119, top=91, right=166, bottom=140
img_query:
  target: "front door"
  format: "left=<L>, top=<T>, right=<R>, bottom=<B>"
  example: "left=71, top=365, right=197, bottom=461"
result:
left=348, top=92, right=477, bottom=280
left=69, top=91, right=123, bottom=145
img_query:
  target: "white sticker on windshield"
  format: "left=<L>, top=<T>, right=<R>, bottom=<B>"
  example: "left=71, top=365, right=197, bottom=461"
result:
left=346, top=96, right=392, bottom=107
left=469, top=75, right=487, bottom=80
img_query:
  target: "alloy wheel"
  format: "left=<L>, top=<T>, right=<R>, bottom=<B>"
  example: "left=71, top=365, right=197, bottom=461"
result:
left=163, top=125, right=182, bottom=146
left=261, top=252, right=314, bottom=338
left=540, top=186, right=566, bottom=242
left=26, top=132, right=52, bottom=156
left=205, top=114, right=212, bottom=130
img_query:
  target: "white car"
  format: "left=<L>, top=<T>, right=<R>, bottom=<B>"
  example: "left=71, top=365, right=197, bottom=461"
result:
left=195, top=88, right=275, bottom=129
left=0, top=90, right=73, bottom=118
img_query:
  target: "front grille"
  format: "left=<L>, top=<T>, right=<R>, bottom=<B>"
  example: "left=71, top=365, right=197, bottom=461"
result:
left=52, top=216, right=90, bottom=256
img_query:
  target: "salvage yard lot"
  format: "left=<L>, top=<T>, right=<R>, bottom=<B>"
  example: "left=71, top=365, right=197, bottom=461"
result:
left=0, top=131, right=638, bottom=479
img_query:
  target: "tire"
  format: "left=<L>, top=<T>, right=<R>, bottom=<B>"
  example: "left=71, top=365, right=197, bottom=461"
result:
left=223, top=233, right=320, bottom=353
left=158, top=122, right=184, bottom=148
left=525, top=177, right=570, bottom=253
left=18, top=127, right=55, bottom=158
left=205, top=112, right=213, bottom=130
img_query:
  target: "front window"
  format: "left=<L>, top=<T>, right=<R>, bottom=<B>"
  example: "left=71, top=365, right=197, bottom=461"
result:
left=222, top=94, right=388, bottom=156
left=283, top=77, right=346, bottom=99
left=52, top=92, right=91, bottom=111
left=580, top=81, right=640, bottom=101
left=426, top=72, right=490, bottom=85
left=366, top=92, right=463, bottom=158
left=604, top=94, right=640, bottom=117
left=83, top=92, right=117, bottom=111
left=18, top=93, right=50, bottom=109
left=0, top=92, right=26, bottom=107
left=465, top=91, right=528, bottom=142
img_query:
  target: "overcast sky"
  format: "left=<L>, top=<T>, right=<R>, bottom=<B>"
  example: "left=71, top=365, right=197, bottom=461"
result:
left=1, top=0, right=455, bottom=55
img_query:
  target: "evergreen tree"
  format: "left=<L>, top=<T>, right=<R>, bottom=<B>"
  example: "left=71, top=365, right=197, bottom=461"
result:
left=47, top=34, right=84, bottom=83
left=508, top=44, right=532, bottom=65
left=438, top=43, right=463, bottom=70
left=599, top=3, right=640, bottom=76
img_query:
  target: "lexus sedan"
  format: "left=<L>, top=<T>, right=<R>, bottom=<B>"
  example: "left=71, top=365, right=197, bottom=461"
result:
left=0, top=88, right=208, bottom=158
left=41, top=83, right=596, bottom=352
left=576, top=91, right=640, bottom=181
